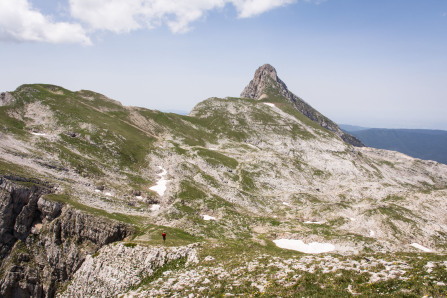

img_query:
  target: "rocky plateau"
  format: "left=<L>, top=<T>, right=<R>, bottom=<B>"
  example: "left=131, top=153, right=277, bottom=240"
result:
left=0, top=65, right=447, bottom=296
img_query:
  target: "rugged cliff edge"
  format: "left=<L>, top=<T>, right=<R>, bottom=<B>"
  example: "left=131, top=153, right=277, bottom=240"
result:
left=0, top=176, right=134, bottom=297
left=241, top=64, right=364, bottom=147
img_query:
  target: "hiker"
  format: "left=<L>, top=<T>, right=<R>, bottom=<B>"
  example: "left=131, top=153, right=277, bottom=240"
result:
left=162, top=232, right=166, bottom=242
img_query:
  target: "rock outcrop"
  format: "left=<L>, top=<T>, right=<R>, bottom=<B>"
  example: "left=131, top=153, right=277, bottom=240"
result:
left=0, top=177, right=54, bottom=260
left=59, top=243, right=199, bottom=297
left=0, top=176, right=134, bottom=297
left=0, top=92, right=15, bottom=106
left=241, top=64, right=364, bottom=147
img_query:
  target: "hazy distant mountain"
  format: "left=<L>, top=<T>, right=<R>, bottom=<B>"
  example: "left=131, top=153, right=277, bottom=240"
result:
left=340, top=125, right=447, bottom=164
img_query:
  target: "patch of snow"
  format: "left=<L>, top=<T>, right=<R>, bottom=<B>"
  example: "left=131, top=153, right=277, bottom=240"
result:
left=263, top=103, right=275, bottom=107
left=208, top=147, right=218, bottom=151
left=151, top=204, right=160, bottom=211
left=95, top=189, right=101, bottom=193
left=410, top=243, right=432, bottom=252
left=31, top=132, right=47, bottom=136
left=350, top=217, right=356, bottom=221
left=282, top=202, right=290, bottom=206
left=369, top=230, right=375, bottom=237
left=203, top=215, right=216, bottom=221
left=135, top=195, right=143, bottom=200
left=273, top=239, right=335, bottom=254
left=303, top=221, right=324, bottom=224
left=149, top=166, right=169, bottom=196
left=105, top=192, right=112, bottom=196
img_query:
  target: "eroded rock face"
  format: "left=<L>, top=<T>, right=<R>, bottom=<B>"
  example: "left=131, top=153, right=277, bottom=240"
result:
left=59, top=243, right=199, bottom=297
left=0, top=177, right=52, bottom=260
left=240, top=64, right=284, bottom=100
left=0, top=177, right=134, bottom=298
left=241, top=64, right=364, bottom=147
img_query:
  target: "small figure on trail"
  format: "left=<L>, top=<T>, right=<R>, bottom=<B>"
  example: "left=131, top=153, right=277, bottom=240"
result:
left=162, top=232, right=166, bottom=243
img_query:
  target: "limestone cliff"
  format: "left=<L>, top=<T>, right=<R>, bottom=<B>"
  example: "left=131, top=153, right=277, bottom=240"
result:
left=0, top=176, right=134, bottom=297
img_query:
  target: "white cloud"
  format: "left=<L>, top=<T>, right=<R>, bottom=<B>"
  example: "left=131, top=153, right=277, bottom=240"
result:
left=69, top=0, right=297, bottom=34
left=1, top=0, right=305, bottom=44
left=0, top=0, right=91, bottom=45
left=232, top=0, right=295, bottom=18
left=69, top=0, right=143, bottom=33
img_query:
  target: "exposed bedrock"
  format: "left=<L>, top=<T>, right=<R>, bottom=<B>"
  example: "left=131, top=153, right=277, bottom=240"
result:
left=0, top=176, right=134, bottom=298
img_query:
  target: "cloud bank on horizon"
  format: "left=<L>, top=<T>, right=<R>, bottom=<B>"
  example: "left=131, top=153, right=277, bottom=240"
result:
left=0, top=0, right=314, bottom=45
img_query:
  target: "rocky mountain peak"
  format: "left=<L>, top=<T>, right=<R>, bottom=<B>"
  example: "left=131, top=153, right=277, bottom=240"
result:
left=254, top=63, right=278, bottom=81
left=240, top=65, right=364, bottom=147
left=240, top=64, right=288, bottom=100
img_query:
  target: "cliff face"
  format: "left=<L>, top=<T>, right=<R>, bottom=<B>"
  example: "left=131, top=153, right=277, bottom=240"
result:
left=0, top=177, right=55, bottom=261
left=0, top=177, right=134, bottom=298
left=241, top=64, right=364, bottom=147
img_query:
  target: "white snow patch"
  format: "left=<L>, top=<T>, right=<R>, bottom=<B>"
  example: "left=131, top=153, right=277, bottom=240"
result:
left=303, top=221, right=324, bottom=224
left=203, top=215, right=216, bottom=221
left=273, top=239, right=335, bottom=254
left=282, top=202, right=290, bottom=206
left=149, top=166, right=169, bottom=196
left=94, top=189, right=101, bottom=193
left=150, top=204, right=160, bottom=211
left=369, top=230, right=375, bottom=237
left=135, top=195, right=143, bottom=200
left=263, top=103, right=275, bottom=107
left=105, top=192, right=112, bottom=196
left=31, top=132, right=47, bottom=136
left=350, top=217, right=356, bottom=221
left=410, top=243, right=432, bottom=252
left=208, top=147, right=218, bottom=151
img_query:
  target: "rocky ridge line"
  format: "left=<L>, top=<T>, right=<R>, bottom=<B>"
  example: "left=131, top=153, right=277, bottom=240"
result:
left=240, top=64, right=364, bottom=147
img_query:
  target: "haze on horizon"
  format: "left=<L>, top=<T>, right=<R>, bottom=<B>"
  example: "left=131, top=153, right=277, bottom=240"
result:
left=1, top=0, right=446, bottom=130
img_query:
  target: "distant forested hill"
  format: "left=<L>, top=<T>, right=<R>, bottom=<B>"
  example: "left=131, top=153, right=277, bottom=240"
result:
left=340, top=125, right=447, bottom=165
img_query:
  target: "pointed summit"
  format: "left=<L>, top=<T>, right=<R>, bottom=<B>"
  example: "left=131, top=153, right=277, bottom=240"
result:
left=240, top=64, right=287, bottom=100
left=241, top=64, right=364, bottom=147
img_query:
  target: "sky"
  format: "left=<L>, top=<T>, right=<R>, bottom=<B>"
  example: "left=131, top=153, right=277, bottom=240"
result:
left=1, top=0, right=446, bottom=130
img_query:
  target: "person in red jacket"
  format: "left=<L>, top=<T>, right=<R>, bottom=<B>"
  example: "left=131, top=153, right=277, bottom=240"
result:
left=162, top=232, right=166, bottom=243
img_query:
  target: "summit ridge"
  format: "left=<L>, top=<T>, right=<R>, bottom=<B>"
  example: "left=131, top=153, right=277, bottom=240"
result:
left=241, top=64, right=364, bottom=147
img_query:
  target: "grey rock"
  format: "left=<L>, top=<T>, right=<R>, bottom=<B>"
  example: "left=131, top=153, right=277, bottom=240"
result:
left=241, top=64, right=364, bottom=147
left=0, top=92, right=15, bottom=106
left=59, top=243, right=199, bottom=297
left=37, top=197, right=62, bottom=221
left=0, top=176, right=134, bottom=298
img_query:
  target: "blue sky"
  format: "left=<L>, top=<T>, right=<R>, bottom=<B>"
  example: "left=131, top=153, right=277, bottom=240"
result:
left=1, top=0, right=446, bottom=129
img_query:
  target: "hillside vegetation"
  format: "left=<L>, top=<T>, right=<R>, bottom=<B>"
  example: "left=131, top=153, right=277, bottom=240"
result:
left=1, top=65, right=447, bottom=296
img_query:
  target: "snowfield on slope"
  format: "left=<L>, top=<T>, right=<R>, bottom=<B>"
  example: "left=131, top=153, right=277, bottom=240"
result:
left=150, top=166, right=169, bottom=196
left=273, top=239, right=335, bottom=254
